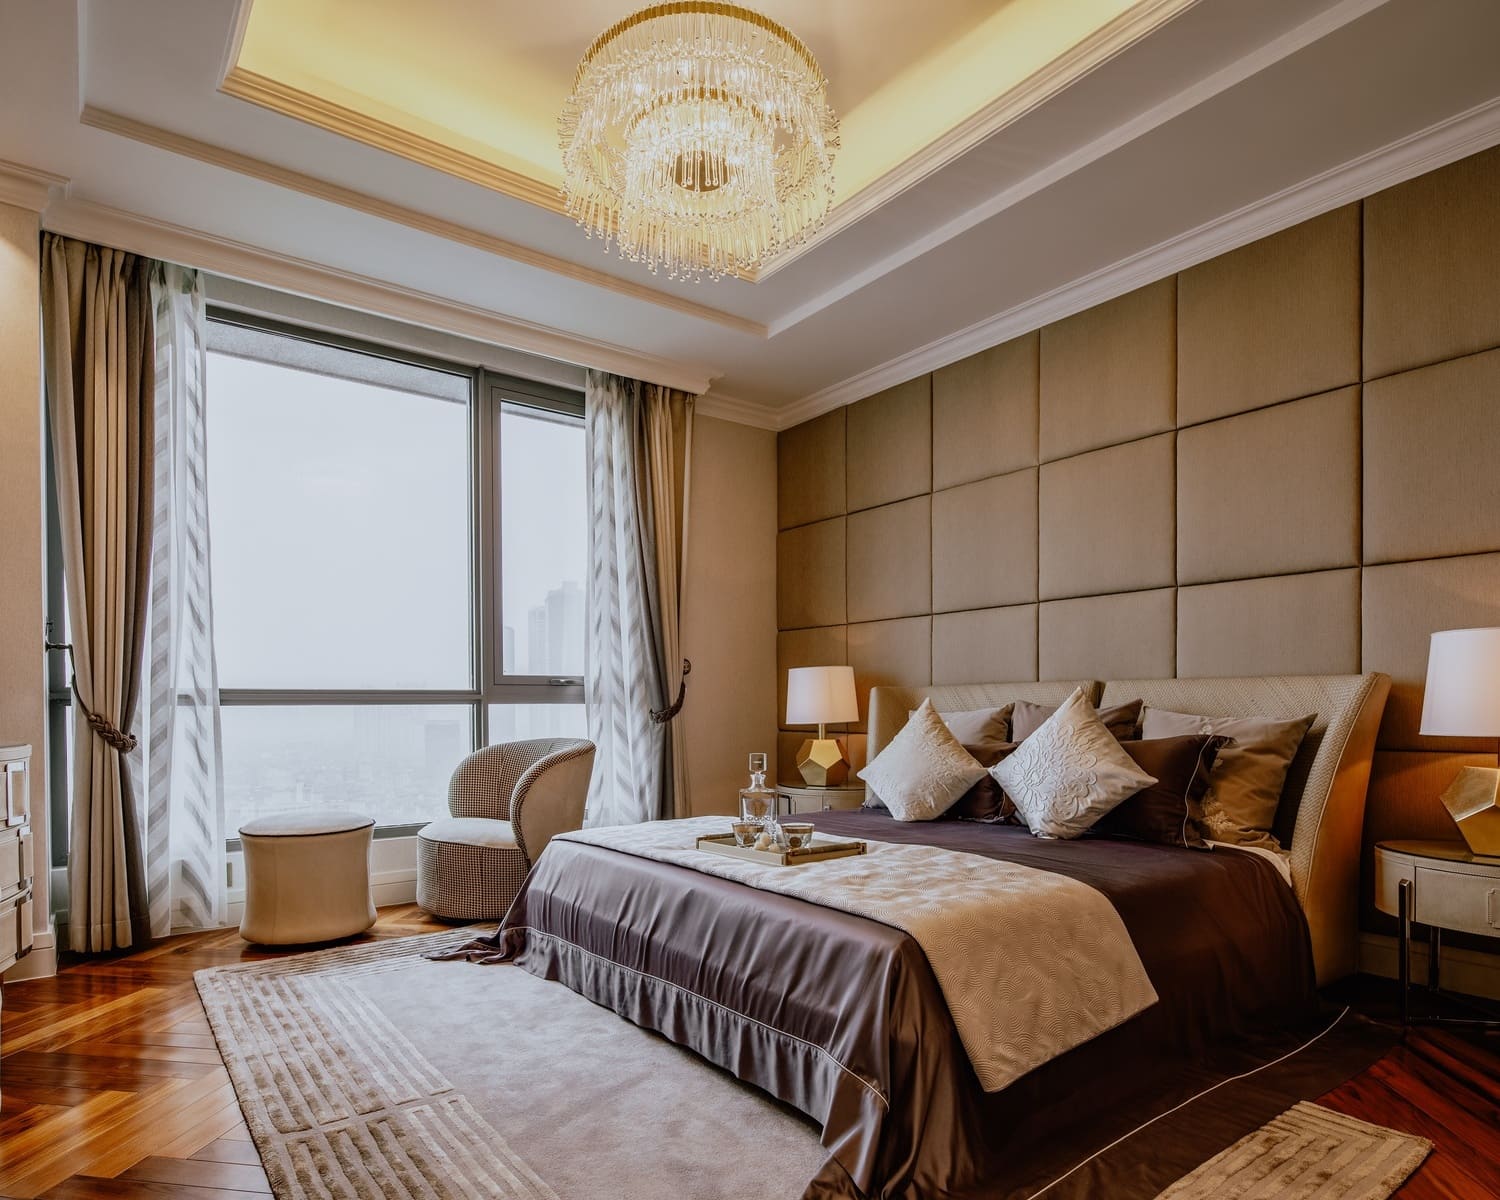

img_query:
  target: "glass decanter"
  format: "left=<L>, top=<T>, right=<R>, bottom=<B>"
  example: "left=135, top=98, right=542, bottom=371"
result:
left=738, top=752, right=778, bottom=830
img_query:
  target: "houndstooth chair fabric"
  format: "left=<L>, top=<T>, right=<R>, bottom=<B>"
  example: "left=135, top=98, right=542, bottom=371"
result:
left=417, top=739, right=596, bottom=921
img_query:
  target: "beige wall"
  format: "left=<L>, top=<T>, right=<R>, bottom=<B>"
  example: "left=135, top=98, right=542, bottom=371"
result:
left=683, top=413, right=779, bottom=815
left=776, top=146, right=1500, bottom=937
left=0, top=201, right=50, bottom=974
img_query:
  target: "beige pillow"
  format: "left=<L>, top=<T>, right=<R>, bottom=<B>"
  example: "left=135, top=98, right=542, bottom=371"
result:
left=859, top=699, right=988, bottom=822
left=1140, top=707, right=1316, bottom=849
left=992, top=688, right=1158, bottom=839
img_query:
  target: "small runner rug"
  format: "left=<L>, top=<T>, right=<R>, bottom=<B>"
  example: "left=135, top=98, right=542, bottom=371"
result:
left=194, top=930, right=1427, bottom=1200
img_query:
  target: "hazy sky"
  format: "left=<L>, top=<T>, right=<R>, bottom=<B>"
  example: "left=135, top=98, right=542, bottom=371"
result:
left=206, top=352, right=586, bottom=690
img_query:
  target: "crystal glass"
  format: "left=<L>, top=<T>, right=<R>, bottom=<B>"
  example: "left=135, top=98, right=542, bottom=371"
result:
left=738, top=752, right=776, bottom=827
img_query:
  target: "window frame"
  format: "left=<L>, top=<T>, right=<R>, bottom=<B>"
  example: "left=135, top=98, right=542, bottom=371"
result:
left=42, top=309, right=587, bottom=848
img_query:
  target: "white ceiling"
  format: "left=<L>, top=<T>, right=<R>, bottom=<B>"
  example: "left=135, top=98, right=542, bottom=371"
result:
left=2, top=0, right=1499, bottom=426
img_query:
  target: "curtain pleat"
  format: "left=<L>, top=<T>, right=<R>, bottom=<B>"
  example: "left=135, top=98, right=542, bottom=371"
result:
left=43, top=234, right=155, bottom=952
left=583, top=372, right=695, bottom=825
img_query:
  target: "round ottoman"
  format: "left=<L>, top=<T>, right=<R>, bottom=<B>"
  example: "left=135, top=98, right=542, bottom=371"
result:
left=239, top=811, right=376, bottom=945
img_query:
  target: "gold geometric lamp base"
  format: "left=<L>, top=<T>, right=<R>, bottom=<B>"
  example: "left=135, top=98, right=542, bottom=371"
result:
left=1440, top=766, right=1500, bottom=858
left=796, top=733, right=850, bottom=788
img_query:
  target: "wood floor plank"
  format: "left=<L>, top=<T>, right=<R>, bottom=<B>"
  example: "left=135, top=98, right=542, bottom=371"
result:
left=116, top=1156, right=271, bottom=1193
left=189, top=1138, right=264, bottom=1166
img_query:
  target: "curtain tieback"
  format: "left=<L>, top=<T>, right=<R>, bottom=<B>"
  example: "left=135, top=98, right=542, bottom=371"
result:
left=650, top=659, right=692, bottom=724
left=47, top=639, right=139, bottom=753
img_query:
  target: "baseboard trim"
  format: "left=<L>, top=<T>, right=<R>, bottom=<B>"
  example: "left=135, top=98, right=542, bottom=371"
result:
left=3, top=922, right=58, bottom=982
left=1358, top=930, right=1500, bottom=1002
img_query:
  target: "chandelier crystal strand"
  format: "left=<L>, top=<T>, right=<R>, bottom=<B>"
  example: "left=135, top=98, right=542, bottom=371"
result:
left=560, top=2, right=839, bottom=280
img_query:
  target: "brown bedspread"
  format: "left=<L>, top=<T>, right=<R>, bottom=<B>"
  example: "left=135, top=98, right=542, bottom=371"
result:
left=449, top=811, right=1317, bottom=1200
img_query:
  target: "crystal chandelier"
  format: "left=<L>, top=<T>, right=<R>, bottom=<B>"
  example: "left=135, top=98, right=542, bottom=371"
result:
left=560, top=2, right=839, bottom=280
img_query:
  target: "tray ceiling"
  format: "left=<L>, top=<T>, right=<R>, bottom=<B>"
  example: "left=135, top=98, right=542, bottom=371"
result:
left=2, top=0, right=1498, bottom=422
left=226, top=0, right=1141, bottom=239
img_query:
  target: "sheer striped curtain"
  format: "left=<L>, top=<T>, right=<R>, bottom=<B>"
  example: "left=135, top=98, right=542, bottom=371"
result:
left=145, top=263, right=226, bottom=934
left=583, top=371, right=694, bottom=825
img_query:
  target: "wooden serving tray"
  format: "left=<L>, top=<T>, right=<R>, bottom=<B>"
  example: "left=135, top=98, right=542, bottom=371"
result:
left=696, top=832, right=866, bottom=867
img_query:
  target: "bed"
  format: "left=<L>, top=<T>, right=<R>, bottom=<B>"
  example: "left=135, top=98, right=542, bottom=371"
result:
left=449, top=673, right=1390, bottom=1199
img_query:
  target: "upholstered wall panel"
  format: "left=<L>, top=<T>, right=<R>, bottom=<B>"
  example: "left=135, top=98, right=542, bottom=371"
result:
left=1177, top=388, right=1360, bottom=584
left=1364, top=348, right=1500, bottom=564
left=1364, top=145, right=1500, bottom=379
left=1177, top=205, right=1360, bottom=424
left=777, top=408, right=845, bottom=530
left=1039, top=278, right=1175, bottom=460
left=846, top=376, right=931, bottom=512
left=776, top=147, right=1500, bottom=901
left=932, top=605, right=1037, bottom=685
left=1039, top=589, right=1175, bottom=681
left=847, top=497, right=931, bottom=623
left=776, top=518, right=844, bottom=630
left=1039, top=433, right=1175, bottom=599
left=1362, top=552, right=1500, bottom=751
left=1178, top=570, right=1360, bottom=678
left=846, top=616, right=931, bottom=729
left=932, top=470, right=1037, bottom=612
left=932, top=333, right=1038, bottom=489
left=777, top=625, right=847, bottom=732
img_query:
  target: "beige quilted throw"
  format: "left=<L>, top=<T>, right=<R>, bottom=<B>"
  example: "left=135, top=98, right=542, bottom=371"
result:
left=560, top=817, right=1159, bottom=1092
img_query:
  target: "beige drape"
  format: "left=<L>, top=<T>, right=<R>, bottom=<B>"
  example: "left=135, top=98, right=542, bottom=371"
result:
left=42, top=234, right=155, bottom=953
left=643, top=382, right=693, bottom=819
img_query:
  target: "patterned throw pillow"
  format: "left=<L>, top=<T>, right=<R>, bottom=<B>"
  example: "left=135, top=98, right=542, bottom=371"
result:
left=991, top=688, right=1158, bottom=839
left=857, top=699, right=989, bottom=822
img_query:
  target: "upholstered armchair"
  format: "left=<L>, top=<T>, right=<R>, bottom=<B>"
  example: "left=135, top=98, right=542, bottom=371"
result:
left=417, top=738, right=596, bottom=921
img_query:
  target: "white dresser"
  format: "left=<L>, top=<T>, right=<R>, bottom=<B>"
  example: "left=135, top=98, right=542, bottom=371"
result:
left=0, top=743, right=34, bottom=976
left=777, top=783, right=866, bottom=814
left=1373, top=838, right=1500, bottom=1028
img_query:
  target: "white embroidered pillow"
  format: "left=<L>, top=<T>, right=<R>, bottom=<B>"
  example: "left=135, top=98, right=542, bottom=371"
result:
left=991, top=688, right=1158, bottom=839
left=858, top=699, right=988, bottom=822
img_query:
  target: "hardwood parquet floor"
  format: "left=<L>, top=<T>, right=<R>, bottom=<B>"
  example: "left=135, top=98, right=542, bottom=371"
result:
left=0, top=904, right=446, bottom=1199
left=2, top=908, right=1498, bottom=1198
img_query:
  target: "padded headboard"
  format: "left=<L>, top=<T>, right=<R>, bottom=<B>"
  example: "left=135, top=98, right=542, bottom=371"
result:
left=868, top=673, right=1390, bottom=987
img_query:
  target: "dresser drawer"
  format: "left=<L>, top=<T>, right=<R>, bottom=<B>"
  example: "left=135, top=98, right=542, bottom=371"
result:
left=4, top=758, right=27, bottom=827
left=0, top=888, right=27, bottom=974
left=1414, top=864, right=1500, bottom=937
left=0, top=826, right=29, bottom=901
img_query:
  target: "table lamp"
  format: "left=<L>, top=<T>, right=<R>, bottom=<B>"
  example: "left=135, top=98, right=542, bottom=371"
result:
left=1420, top=627, right=1500, bottom=857
left=786, top=665, right=860, bottom=787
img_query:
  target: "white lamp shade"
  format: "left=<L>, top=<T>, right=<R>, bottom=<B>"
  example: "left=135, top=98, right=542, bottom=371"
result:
left=1420, top=627, right=1500, bottom=737
left=786, top=665, right=859, bottom=726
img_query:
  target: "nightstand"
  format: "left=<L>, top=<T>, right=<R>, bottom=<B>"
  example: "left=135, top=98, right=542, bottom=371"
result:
left=1374, top=839, right=1500, bottom=1029
left=778, top=783, right=866, bottom=815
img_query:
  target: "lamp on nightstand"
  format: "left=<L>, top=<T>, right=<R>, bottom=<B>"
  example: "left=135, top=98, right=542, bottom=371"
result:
left=1420, top=627, right=1500, bottom=857
left=786, top=666, right=860, bottom=787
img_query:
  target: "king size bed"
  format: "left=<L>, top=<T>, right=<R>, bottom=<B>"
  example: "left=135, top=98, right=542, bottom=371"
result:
left=443, top=673, right=1390, bottom=1199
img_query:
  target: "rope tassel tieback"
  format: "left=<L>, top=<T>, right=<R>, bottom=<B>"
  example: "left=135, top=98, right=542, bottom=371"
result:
left=46, top=637, right=138, bottom=753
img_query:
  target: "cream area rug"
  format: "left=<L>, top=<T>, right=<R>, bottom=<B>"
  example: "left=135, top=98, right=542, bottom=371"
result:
left=1155, top=1102, right=1430, bottom=1200
left=196, top=930, right=1429, bottom=1200
left=194, top=930, right=828, bottom=1200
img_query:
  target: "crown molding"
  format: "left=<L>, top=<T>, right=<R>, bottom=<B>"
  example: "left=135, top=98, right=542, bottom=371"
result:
left=694, top=389, right=781, bottom=431
left=746, top=0, right=1203, bottom=284
left=0, top=159, right=68, bottom=212
left=219, top=66, right=567, bottom=216
left=43, top=197, right=720, bottom=395
left=777, top=93, right=1500, bottom=431
left=80, top=106, right=766, bottom=339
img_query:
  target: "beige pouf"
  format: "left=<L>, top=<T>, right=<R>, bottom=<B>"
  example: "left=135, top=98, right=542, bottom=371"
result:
left=239, top=811, right=376, bottom=945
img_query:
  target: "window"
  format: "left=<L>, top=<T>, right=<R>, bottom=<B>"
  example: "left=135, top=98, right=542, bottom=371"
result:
left=204, top=317, right=585, bottom=836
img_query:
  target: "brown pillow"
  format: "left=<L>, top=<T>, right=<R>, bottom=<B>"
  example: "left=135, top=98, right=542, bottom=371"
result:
left=1091, top=735, right=1228, bottom=848
left=1140, top=707, right=1316, bottom=850
left=1012, top=698, right=1142, bottom=742
left=945, top=741, right=1021, bottom=822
